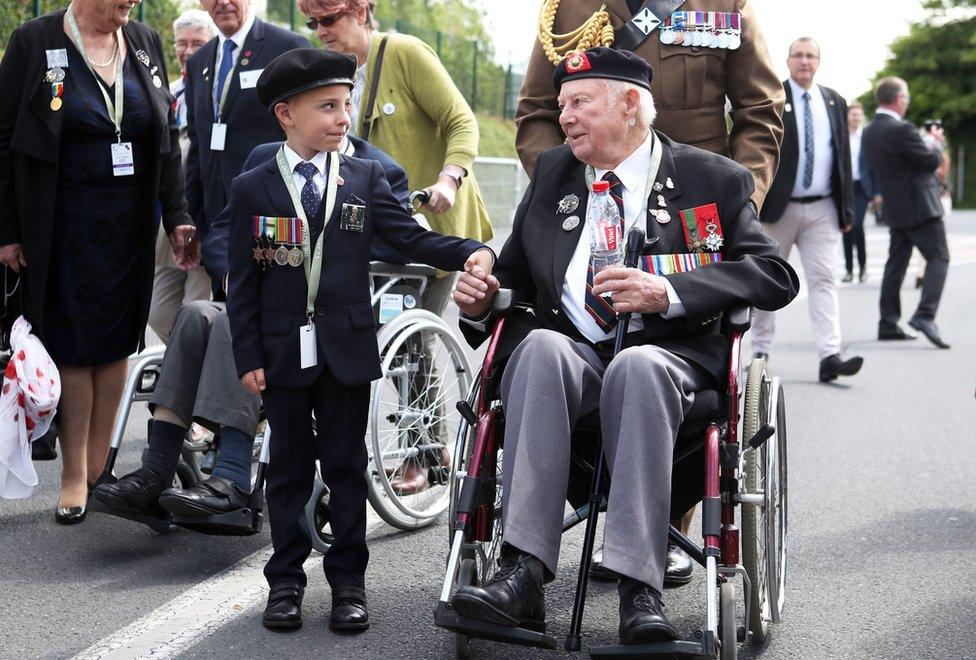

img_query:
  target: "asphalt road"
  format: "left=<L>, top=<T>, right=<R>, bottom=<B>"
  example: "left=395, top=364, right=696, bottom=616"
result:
left=2, top=214, right=975, bottom=660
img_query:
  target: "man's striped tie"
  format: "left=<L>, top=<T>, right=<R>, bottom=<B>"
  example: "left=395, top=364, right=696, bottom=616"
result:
left=584, top=172, right=625, bottom=332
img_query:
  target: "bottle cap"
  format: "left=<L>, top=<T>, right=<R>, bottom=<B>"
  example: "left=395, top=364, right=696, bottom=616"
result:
left=592, top=180, right=610, bottom=193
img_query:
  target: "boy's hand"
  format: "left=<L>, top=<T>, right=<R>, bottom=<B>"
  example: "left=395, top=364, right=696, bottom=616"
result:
left=454, top=249, right=499, bottom=319
left=242, top=369, right=266, bottom=395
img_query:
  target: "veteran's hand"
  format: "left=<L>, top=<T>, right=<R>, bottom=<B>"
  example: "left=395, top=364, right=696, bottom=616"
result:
left=242, top=368, right=266, bottom=395
left=422, top=179, right=457, bottom=214
left=170, top=225, right=201, bottom=271
left=591, top=266, right=669, bottom=315
left=0, top=243, right=27, bottom=273
left=454, top=249, right=499, bottom=319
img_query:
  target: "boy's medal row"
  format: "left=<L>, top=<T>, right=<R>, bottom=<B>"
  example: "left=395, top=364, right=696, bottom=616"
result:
left=251, top=215, right=304, bottom=268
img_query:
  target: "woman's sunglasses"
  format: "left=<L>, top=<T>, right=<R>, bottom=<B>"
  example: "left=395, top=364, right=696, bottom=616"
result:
left=305, top=14, right=342, bottom=30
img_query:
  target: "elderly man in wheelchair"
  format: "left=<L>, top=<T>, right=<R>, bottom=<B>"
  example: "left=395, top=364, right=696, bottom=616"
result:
left=448, top=48, right=798, bottom=650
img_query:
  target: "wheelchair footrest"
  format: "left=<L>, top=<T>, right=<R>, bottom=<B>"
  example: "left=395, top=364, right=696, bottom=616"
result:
left=435, top=602, right=558, bottom=650
left=590, top=636, right=715, bottom=659
left=169, top=508, right=263, bottom=536
left=88, top=498, right=175, bottom=534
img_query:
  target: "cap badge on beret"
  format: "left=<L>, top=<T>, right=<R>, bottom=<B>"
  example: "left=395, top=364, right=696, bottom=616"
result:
left=565, top=51, right=591, bottom=74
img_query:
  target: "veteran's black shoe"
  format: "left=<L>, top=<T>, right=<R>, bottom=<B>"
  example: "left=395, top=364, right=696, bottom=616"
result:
left=618, top=577, right=681, bottom=645
left=329, top=586, right=370, bottom=632
left=263, top=586, right=303, bottom=630
left=158, top=475, right=251, bottom=515
left=663, top=544, right=693, bottom=587
left=589, top=543, right=617, bottom=581
left=908, top=318, right=950, bottom=349
left=92, top=468, right=167, bottom=515
left=451, top=545, right=546, bottom=631
left=878, top=324, right=917, bottom=341
left=818, top=353, right=864, bottom=383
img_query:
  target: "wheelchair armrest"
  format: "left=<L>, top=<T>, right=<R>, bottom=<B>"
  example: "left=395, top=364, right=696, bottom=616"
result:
left=723, top=306, right=752, bottom=334
left=489, top=288, right=532, bottom=315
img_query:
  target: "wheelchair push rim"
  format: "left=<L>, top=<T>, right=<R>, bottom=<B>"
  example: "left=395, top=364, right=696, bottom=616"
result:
left=367, top=317, right=472, bottom=528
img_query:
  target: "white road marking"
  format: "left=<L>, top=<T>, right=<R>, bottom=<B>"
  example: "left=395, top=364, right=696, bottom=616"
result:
left=72, top=513, right=385, bottom=660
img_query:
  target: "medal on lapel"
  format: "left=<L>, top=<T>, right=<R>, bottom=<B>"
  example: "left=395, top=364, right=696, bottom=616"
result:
left=679, top=203, right=724, bottom=253
left=557, top=194, right=579, bottom=214
left=562, top=215, right=580, bottom=231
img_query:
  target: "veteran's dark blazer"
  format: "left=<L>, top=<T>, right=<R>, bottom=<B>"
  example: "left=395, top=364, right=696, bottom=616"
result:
left=761, top=81, right=853, bottom=229
left=203, top=135, right=412, bottom=300
left=226, top=153, right=484, bottom=389
left=861, top=113, right=944, bottom=230
left=183, top=18, right=308, bottom=242
left=463, top=134, right=799, bottom=384
left=0, top=11, right=189, bottom=339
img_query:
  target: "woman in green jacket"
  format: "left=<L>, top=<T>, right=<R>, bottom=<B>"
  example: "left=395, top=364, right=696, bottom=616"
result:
left=298, top=0, right=493, bottom=493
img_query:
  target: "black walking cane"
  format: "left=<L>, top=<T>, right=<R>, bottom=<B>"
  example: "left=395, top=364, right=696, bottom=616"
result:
left=565, top=227, right=646, bottom=652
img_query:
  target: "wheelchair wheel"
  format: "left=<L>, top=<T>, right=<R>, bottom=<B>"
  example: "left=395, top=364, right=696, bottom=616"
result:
left=741, top=358, right=788, bottom=643
left=367, top=313, right=472, bottom=530
left=719, top=581, right=738, bottom=660
left=306, top=475, right=335, bottom=555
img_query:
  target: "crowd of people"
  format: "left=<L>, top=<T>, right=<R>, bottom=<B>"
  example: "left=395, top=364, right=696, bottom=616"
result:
left=0, top=0, right=954, bottom=646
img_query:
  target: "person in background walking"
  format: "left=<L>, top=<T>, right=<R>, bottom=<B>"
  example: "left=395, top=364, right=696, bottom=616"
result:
left=843, top=102, right=874, bottom=283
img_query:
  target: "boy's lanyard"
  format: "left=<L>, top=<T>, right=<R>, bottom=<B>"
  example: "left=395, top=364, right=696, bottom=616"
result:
left=66, top=5, right=125, bottom=142
left=275, top=147, right=339, bottom=321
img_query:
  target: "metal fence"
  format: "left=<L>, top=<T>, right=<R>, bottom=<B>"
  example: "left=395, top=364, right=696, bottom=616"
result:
left=472, top=156, right=526, bottom=229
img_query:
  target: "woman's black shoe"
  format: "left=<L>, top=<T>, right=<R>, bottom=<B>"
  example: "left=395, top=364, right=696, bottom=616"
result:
left=54, top=505, right=87, bottom=525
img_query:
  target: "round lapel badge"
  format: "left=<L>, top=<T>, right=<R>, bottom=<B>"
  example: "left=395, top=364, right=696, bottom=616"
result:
left=382, top=102, right=396, bottom=115
left=152, top=75, right=162, bottom=88
left=562, top=215, right=581, bottom=231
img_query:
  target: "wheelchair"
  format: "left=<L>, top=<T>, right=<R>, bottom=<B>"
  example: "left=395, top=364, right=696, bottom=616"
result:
left=434, top=291, right=788, bottom=659
left=92, top=260, right=472, bottom=547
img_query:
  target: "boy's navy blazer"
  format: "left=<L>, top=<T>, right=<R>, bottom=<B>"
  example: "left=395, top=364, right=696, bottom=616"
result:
left=183, top=18, right=309, bottom=241
left=226, top=152, right=484, bottom=389
left=202, top=135, right=412, bottom=299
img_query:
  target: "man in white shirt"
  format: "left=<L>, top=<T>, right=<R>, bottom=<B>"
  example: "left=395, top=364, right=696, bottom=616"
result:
left=754, top=37, right=863, bottom=383
left=450, top=47, right=798, bottom=647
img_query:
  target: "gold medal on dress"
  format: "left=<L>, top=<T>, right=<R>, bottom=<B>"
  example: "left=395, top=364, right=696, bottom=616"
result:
left=50, top=97, right=62, bottom=111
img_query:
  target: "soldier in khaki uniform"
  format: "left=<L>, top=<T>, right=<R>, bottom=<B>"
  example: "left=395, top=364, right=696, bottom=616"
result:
left=516, top=0, right=784, bottom=210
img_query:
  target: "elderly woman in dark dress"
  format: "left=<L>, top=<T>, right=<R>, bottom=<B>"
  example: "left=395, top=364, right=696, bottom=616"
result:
left=0, top=0, right=198, bottom=523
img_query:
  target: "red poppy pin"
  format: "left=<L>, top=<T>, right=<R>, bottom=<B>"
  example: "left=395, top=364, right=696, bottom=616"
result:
left=565, top=51, right=591, bottom=73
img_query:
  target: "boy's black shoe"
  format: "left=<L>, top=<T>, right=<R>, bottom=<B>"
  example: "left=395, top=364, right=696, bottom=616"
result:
left=618, top=577, right=680, bottom=645
left=329, top=586, right=370, bottom=632
left=263, top=586, right=303, bottom=630
left=451, top=545, right=546, bottom=631
left=92, top=468, right=167, bottom=515
left=158, top=475, right=250, bottom=515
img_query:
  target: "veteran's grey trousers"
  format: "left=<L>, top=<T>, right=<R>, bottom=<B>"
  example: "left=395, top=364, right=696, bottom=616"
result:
left=149, top=301, right=261, bottom=435
left=500, top=329, right=709, bottom=593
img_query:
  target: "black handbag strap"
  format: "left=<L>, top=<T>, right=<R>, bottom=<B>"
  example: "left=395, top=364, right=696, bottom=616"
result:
left=361, top=35, right=390, bottom=143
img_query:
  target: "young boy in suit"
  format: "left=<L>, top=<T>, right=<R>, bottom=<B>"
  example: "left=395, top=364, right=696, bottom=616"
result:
left=225, top=49, right=494, bottom=632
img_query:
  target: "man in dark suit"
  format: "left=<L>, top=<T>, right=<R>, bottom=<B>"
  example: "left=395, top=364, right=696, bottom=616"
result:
left=451, top=48, right=797, bottom=646
left=184, top=0, right=309, bottom=247
left=754, top=37, right=863, bottom=383
left=862, top=76, right=950, bottom=348
left=843, top=101, right=876, bottom=283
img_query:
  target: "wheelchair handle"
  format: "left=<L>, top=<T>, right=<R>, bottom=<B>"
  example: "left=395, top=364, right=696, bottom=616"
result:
left=410, top=190, right=430, bottom=207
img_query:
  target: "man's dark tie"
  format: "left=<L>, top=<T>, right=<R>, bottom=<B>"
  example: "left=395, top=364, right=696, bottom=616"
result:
left=584, top=171, right=626, bottom=332
left=294, top=161, right=322, bottom=221
left=213, top=38, right=237, bottom=120
left=802, top=90, right=814, bottom=189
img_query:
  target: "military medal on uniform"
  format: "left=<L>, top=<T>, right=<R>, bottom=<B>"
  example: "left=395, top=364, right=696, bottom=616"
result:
left=679, top=203, right=725, bottom=253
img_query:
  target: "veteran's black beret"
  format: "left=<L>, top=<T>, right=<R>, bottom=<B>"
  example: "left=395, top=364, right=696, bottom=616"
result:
left=257, top=48, right=357, bottom=112
left=552, top=47, right=653, bottom=93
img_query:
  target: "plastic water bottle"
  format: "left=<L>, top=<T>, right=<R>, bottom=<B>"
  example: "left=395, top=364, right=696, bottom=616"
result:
left=587, top=180, right=623, bottom=275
